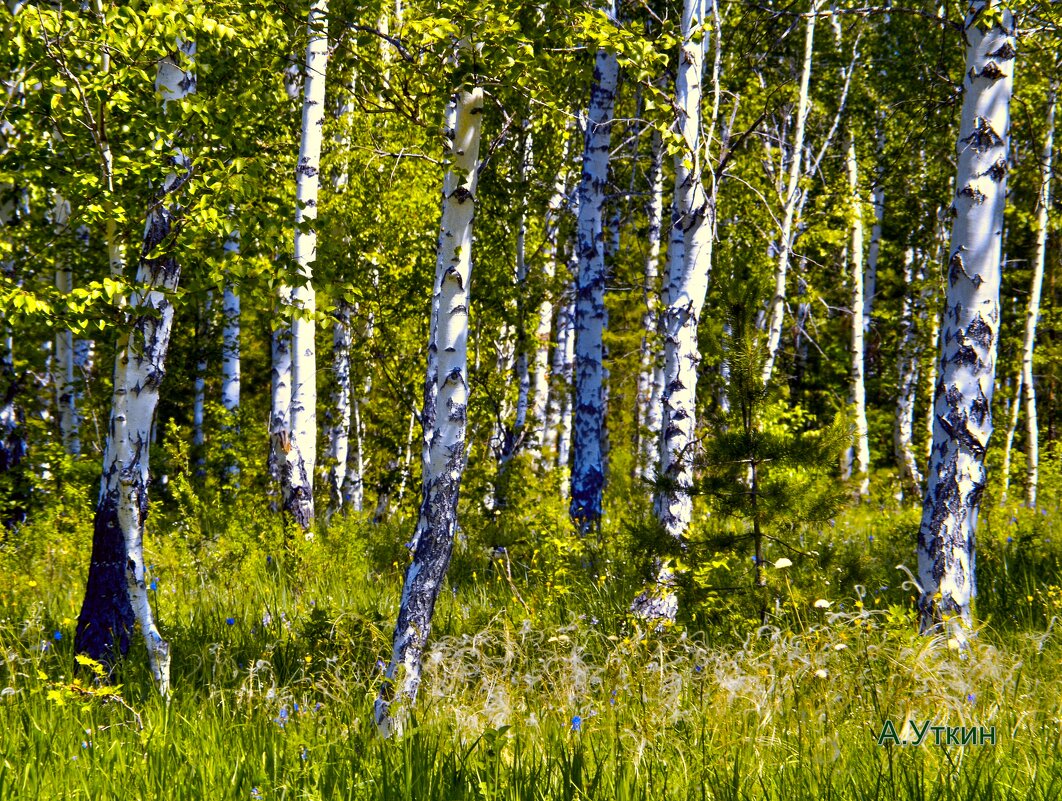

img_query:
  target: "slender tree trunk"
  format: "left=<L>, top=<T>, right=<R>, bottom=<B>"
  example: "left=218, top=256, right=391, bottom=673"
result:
left=895, top=247, right=923, bottom=498
left=75, top=40, right=196, bottom=694
left=863, top=124, right=885, bottom=335
left=530, top=152, right=568, bottom=461
left=192, top=292, right=209, bottom=475
left=761, top=0, right=818, bottom=385
left=653, top=0, right=715, bottom=539
left=917, top=1, right=1013, bottom=635
left=376, top=85, right=483, bottom=737
left=1000, top=369, right=1022, bottom=503
left=570, top=13, right=619, bottom=530
left=1021, top=88, right=1055, bottom=508
left=634, top=130, right=664, bottom=483
left=283, top=0, right=329, bottom=533
left=328, top=299, right=352, bottom=514
left=53, top=194, right=79, bottom=455
left=221, top=233, right=240, bottom=478
left=842, top=134, right=870, bottom=496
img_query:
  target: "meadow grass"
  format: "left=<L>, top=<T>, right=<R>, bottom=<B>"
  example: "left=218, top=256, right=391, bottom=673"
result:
left=2, top=483, right=1062, bottom=800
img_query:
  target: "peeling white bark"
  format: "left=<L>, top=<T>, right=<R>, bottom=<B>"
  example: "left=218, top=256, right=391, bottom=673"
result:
left=376, top=85, right=483, bottom=737
left=918, top=1, right=1013, bottom=634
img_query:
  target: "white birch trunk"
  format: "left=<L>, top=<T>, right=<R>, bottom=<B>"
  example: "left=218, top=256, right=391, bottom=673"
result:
left=192, top=292, right=210, bottom=473
left=761, top=0, right=818, bottom=385
left=53, top=193, right=79, bottom=455
left=221, top=237, right=241, bottom=418
left=376, top=85, right=483, bottom=736
left=918, top=1, right=1013, bottom=634
left=286, top=0, right=329, bottom=532
left=530, top=156, right=568, bottom=461
left=570, top=18, right=619, bottom=529
left=842, top=134, right=870, bottom=496
left=863, top=125, right=885, bottom=333
left=1020, top=88, right=1054, bottom=508
left=895, top=247, right=923, bottom=498
left=999, top=370, right=1022, bottom=503
left=653, top=0, right=714, bottom=540
left=634, top=130, right=664, bottom=483
left=76, top=40, right=196, bottom=694
left=328, top=299, right=352, bottom=513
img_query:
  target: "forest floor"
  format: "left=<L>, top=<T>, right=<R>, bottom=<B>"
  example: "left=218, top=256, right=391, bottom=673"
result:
left=2, top=475, right=1062, bottom=800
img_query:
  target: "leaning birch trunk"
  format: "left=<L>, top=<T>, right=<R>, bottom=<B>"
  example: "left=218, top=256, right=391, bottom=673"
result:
left=653, top=0, right=714, bottom=540
left=53, top=193, right=79, bottom=455
left=570, top=17, right=619, bottom=530
left=917, top=1, right=1013, bottom=635
left=634, top=129, right=664, bottom=483
left=328, top=298, right=353, bottom=514
left=284, top=0, right=329, bottom=532
left=842, top=134, right=870, bottom=496
left=761, top=0, right=818, bottom=385
left=1020, top=88, right=1054, bottom=508
left=221, top=233, right=240, bottom=478
left=376, top=85, right=483, bottom=737
left=75, top=41, right=196, bottom=694
left=894, top=247, right=923, bottom=498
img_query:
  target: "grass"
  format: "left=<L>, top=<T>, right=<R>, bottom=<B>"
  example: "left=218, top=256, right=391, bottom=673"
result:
left=3, top=476, right=1062, bottom=799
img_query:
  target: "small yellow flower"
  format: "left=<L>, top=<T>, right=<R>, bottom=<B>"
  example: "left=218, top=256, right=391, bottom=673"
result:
left=814, top=669, right=828, bottom=679
left=27, top=580, right=37, bottom=588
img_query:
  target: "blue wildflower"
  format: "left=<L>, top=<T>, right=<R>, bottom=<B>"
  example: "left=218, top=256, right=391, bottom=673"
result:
left=54, top=631, right=62, bottom=641
left=314, top=702, right=323, bottom=713
left=694, top=664, right=703, bottom=673
left=150, top=579, right=158, bottom=591
left=300, top=747, right=309, bottom=762
left=571, top=715, right=582, bottom=732
left=868, top=535, right=874, bottom=543
left=967, top=693, right=976, bottom=704
left=1007, top=536, right=1013, bottom=544
left=251, top=788, right=262, bottom=800
left=293, top=702, right=299, bottom=713
left=226, top=617, right=236, bottom=626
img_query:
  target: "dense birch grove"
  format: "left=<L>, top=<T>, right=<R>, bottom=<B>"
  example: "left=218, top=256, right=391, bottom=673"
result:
left=1, top=0, right=1062, bottom=724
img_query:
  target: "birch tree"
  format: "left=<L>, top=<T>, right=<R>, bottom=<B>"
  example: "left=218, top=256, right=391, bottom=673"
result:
left=653, top=0, right=715, bottom=539
left=278, top=0, right=329, bottom=532
left=1020, top=86, right=1054, bottom=508
left=917, top=0, right=1013, bottom=634
left=570, top=4, right=619, bottom=530
left=375, top=83, right=483, bottom=737
left=52, top=193, right=79, bottom=455
left=895, top=247, right=924, bottom=498
left=761, top=0, right=818, bottom=385
left=842, top=134, right=869, bottom=496
left=221, top=232, right=240, bottom=478
left=634, top=130, right=664, bottom=483
left=75, top=38, right=196, bottom=694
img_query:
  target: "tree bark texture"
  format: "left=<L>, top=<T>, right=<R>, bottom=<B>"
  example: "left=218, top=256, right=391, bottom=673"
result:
left=917, top=1, right=1013, bottom=634
left=570, top=28, right=618, bottom=530
left=376, top=86, right=483, bottom=737
left=75, top=40, right=197, bottom=694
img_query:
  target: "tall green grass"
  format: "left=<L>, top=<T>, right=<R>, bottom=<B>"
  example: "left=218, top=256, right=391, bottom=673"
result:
left=2, top=487, right=1062, bottom=799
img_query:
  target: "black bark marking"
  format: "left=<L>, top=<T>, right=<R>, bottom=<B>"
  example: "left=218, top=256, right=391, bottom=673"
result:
left=988, top=41, right=1016, bottom=61
left=963, top=117, right=1003, bottom=152
left=986, top=157, right=1008, bottom=182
